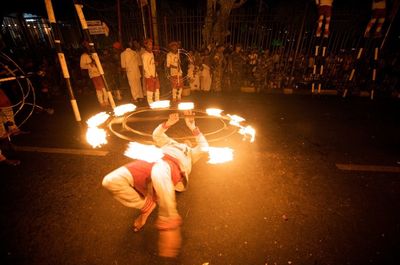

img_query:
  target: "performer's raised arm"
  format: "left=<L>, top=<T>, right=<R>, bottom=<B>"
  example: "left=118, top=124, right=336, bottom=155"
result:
left=152, top=113, right=180, bottom=147
left=184, top=110, right=209, bottom=163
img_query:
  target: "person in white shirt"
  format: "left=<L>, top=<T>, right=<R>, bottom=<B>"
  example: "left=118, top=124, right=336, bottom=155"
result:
left=141, top=38, right=160, bottom=105
left=121, top=41, right=144, bottom=102
left=166, top=41, right=184, bottom=101
left=79, top=42, right=109, bottom=107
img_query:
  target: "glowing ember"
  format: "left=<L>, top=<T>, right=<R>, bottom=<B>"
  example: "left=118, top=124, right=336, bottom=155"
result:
left=206, top=147, right=234, bottom=164
left=124, top=142, right=164, bottom=163
left=227, top=114, right=245, bottom=127
left=178, top=102, right=194, bottom=110
left=239, top=125, right=256, bottom=143
left=113, top=104, right=136, bottom=117
left=206, top=108, right=223, bottom=117
left=150, top=100, right=170, bottom=109
left=86, top=112, right=110, bottom=127
left=86, top=127, right=107, bottom=148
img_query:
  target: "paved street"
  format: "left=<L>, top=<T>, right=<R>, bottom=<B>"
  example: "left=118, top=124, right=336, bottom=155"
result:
left=1, top=92, right=399, bottom=265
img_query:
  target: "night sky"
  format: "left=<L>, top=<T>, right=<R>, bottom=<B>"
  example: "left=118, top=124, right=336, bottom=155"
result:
left=0, top=0, right=384, bottom=18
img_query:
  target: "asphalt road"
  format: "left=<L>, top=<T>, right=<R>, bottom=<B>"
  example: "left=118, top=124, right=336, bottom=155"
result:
left=1, top=92, right=399, bottom=265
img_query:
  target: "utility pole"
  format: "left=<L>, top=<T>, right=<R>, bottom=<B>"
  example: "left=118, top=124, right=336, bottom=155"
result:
left=150, top=0, right=159, bottom=46
left=117, top=0, right=122, bottom=42
left=44, top=0, right=82, bottom=122
left=290, top=1, right=309, bottom=88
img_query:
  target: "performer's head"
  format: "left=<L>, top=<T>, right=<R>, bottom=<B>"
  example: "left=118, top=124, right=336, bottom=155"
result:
left=112, top=41, right=122, bottom=50
left=143, top=38, right=153, bottom=51
left=169, top=41, right=179, bottom=53
left=234, top=43, right=242, bottom=52
left=82, top=40, right=90, bottom=52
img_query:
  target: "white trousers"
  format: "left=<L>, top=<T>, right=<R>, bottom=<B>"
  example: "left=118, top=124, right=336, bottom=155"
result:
left=151, top=160, right=179, bottom=218
left=127, top=72, right=143, bottom=100
left=147, top=90, right=160, bottom=105
left=102, top=160, right=178, bottom=219
left=102, top=166, right=146, bottom=209
left=200, top=68, right=212, bottom=92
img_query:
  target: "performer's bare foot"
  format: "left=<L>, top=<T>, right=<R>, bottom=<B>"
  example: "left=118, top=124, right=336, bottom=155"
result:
left=133, top=201, right=156, bottom=232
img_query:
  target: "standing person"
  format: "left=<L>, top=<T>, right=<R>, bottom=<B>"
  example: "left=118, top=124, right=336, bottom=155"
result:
left=187, top=50, right=201, bottom=92
left=315, top=0, right=334, bottom=38
left=364, top=0, right=386, bottom=38
left=141, top=38, right=160, bottom=105
left=212, top=45, right=226, bottom=92
left=228, top=44, right=246, bottom=92
left=102, top=111, right=209, bottom=257
left=131, top=39, right=147, bottom=96
left=0, top=88, right=20, bottom=137
left=0, top=87, right=20, bottom=167
left=200, top=48, right=212, bottom=92
left=166, top=41, right=184, bottom=102
left=80, top=42, right=109, bottom=108
left=121, top=41, right=144, bottom=103
left=111, top=41, right=124, bottom=100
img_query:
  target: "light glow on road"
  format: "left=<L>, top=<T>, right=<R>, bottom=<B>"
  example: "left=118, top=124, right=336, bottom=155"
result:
left=86, top=127, right=107, bottom=148
left=227, top=114, right=245, bottom=127
left=113, top=104, right=136, bottom=117
left=206, top=108, right=223, bottom=117
left=206, top=147, right=234, bottom=164
left=178, top=102, right=194, bottom=110
left=150, top=100, right=170, bottom=109
left=239, top=125, right=256, bottom=143
left=86, top=112, right=110, bottom=127
left=124, top=142, right=164, bottom=163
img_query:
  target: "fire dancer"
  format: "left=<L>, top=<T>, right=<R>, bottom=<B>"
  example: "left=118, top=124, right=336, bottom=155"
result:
left=102, top=110, right=209, bottom=257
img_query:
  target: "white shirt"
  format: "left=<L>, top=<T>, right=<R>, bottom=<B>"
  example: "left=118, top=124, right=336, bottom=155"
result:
left=120, top=48, right=142, bottom=77
left=80, top=53, right=100, bottom=78
left=166, top=52, right=182, bottom=77
left=315, top=0, right=333, bottom=6
left=141, top=51, right=157, bottom=78
left=372, top=0, right=385, bottom=9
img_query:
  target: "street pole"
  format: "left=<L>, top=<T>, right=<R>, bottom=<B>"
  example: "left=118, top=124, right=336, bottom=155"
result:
left=380, top=0, right=400, bottom=50
left=139, top=1, right=148, bottom=38
left=44, top=0, right=82, bottom=122
left=117, top=0, right=122, bottom=42
left=73, top=0, right=116, bottom=108
left=290, top=1, right=309, bottom=88
left=149, top=0, right=159, bottom=45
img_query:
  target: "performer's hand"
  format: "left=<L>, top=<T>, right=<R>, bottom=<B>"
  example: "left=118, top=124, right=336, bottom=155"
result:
left=166, top=113, right=180, bottom=127
left=184, top=110, right=196, bottom=131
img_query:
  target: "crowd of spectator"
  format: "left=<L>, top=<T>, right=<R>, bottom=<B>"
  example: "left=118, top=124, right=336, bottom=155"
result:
left=1, top=38, right=400, bottom=110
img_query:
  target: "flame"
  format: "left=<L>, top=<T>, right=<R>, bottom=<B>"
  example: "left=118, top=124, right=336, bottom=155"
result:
left=150, top=100, right=170, bottom=109
left=206, top=108, right=223, bottom=117
left=206, top=147, right=234, bottom=164
left=86, top=127, right=108, bottom=148
left=227, top=114, right=245, bottom=127
left=239, top=125, right=256, bottom=143
left=86, top=112, right=110, bottom=127
left=113, top=103, right=136, bottom=117
left=178, top=102, right=194, bottom=110
left=124, top=142, right=164, bottom=163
